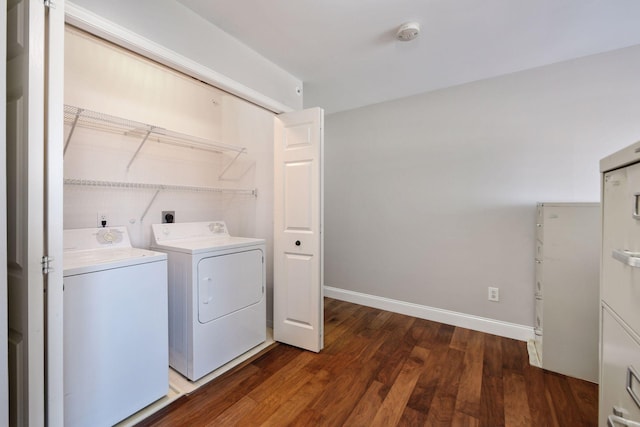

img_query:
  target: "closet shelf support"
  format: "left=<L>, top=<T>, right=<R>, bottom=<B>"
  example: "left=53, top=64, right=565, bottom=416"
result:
left=140, top=189, right=161, bottom=223
left=218, top=149, right=247, bottom=180
left=126, top=129, right=154, bottom=171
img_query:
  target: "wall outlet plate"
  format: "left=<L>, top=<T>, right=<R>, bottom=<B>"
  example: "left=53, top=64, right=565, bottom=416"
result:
left=97, top=212, right=108, bottom=228
left=162, top=211, right=175, bottom=224
left=488, top=287, right=500, bottom=302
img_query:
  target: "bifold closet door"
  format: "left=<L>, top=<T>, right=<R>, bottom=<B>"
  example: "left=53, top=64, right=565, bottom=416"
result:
left=273, top=108, right=324, bottom=353
left=6, top=0, right=65, bottom=424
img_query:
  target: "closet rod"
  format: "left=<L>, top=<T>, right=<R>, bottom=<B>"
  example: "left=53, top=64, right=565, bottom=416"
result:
left=63, top=178, right=257, bottom=197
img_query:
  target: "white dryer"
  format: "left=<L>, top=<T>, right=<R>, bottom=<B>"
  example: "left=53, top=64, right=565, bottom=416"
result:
left=151, top=221, right=266, bottom=381
left=63, top=227, right=168, bottom=427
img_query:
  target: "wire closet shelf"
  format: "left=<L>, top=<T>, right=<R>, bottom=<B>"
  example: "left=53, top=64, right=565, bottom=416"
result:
left=63, top=104, right=248, bottom=178
left=64, top=179, right=257, bottom=223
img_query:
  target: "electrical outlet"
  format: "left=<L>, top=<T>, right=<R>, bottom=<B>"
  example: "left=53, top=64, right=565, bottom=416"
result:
left=488, top=287, right=500, bottom=302
left=97, top=212, right=108, bottom=228
left=162, top=211, right=175, bottom=224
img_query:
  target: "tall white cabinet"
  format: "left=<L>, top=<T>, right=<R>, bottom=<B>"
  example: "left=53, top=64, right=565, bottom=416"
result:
left=534, top=202, right=600, bottom=383
left=600, top=143, right=640, bottom=427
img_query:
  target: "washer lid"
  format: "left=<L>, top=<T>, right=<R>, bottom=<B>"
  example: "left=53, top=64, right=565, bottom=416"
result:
left=63, top=248, right=167, bottom=276
left=63, top=247, right=167, bottom=276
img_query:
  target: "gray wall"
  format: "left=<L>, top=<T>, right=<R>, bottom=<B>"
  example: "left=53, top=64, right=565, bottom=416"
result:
left=325, top=45, right=640, bottom=327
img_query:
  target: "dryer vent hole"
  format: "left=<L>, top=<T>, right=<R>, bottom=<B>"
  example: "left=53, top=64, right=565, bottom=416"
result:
left=163, top=211, right=175, bottom=223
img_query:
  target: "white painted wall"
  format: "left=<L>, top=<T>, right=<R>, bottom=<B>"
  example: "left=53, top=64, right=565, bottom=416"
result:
left=67, top=0, right=302, bottom=112
left=63, top=28, right=275, bottom=320
left=325, top=45, right=640, bottom=327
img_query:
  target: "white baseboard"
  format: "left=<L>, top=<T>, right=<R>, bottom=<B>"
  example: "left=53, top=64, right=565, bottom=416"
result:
left=324, top=286, right=534, bottom=342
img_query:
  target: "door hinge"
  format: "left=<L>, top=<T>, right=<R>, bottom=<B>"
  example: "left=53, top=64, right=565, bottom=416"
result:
left=42, top=256, right=54, bottom=275
left=44, top=0, right=56, bottom=9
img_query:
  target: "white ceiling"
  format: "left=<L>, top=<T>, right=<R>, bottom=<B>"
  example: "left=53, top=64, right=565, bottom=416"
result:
left=176, top=0, right=640, bottom=114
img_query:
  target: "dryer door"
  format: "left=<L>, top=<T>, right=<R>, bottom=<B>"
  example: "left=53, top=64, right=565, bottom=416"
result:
left=197, top=249, right=264, bottom=324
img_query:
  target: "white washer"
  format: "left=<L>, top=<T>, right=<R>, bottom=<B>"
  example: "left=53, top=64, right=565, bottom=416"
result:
left=151, top=221, right=266, bottom=381
left=63, top=227, right=168, bottom=427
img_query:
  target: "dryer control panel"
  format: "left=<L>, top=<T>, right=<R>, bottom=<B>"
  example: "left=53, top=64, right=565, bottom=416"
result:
left=152, top=221, right=231, bottom=243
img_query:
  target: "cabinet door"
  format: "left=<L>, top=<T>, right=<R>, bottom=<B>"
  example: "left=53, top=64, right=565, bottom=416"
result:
left=602, top=164, right=640, bottom=332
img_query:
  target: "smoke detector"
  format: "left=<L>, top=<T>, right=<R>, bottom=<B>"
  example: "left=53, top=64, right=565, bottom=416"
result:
left=396, top=22, right=421, bottom=42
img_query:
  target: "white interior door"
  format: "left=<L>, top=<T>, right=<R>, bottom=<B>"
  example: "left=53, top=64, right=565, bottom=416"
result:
left=6, top=0, right=64, bottom=425
left=273, top=107, right=324, bottom=352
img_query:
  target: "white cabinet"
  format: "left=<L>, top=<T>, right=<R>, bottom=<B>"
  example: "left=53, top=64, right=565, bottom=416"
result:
left=600, top=142, right=640, bottom=427
left=534, top=202, right=600, bottom=383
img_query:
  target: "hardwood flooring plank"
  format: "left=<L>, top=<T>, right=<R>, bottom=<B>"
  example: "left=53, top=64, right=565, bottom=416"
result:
left=370, top=346, right=430, bottom=426
left=415, top=319, right=442, bottom=349
left=324, top=305, right=370, bottom=348
left=567, top=376, right=598, bottom=425
left=503, top=371, right=532, bottom=427
left=397, top=406, right=428, bottom=426
left=239, top=366, right=318, bottom=424
left=454, top=329, right=485, bottom=418
left=382, top=312, right=417, bottom=335
left=433, top=323, right=455, bottom=347
left=247, top=351, right=316, bottom=402
left=482, top=333, right=503, bottom=379
left=424, top=348, right=465, bottom=426
left=522, top=364, right=555, bottom=426
left=405, top=352, right=446, bottom=416
left=449, top=327, right=471, bottom=351
left=343, top=380, right=389, bottom=426
left=452, top=411, right=480, bottom=427
left=260, top=369, right=331, bottom=426
left=544, top=371, right=586, bottom=427
left=309, top=358, right=381, bottom=425
left=479, top=374, right=504, bottom=427
left=501, top=338, right=527, bottom=374
left=136, top=364, right=262, bottom=426
left=205, top=395, right=257, bottom=427
left=368, top=309, right=393, bottom=330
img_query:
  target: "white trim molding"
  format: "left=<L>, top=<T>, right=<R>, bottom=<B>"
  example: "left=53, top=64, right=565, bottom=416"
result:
left=324, top=286, right=535, bottom=342
left=64, top=2, right=294, bottom=114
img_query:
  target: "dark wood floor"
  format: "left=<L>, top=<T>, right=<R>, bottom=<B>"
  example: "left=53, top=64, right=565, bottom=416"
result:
left=137, top=298, right=598, bottom=426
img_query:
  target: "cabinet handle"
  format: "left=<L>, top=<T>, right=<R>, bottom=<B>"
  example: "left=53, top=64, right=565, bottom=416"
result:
left=608, top=414, right=640, bottom=427
left=612, top=250, right=640, bottom=268
left=628, top=366, right=640, bottom=409
left=634, top=193, right=640, bottom=219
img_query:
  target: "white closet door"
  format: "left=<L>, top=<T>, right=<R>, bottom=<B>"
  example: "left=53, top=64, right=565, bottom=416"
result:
left=6, top=0, right=64, bottom=424
left=273, top=108, right=324, bottom=352
left=0, top=2, right=7, bottom=426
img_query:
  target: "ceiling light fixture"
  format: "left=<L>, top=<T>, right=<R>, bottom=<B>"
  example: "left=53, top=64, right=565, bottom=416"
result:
left=396, top=22, right=421, bottom=42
